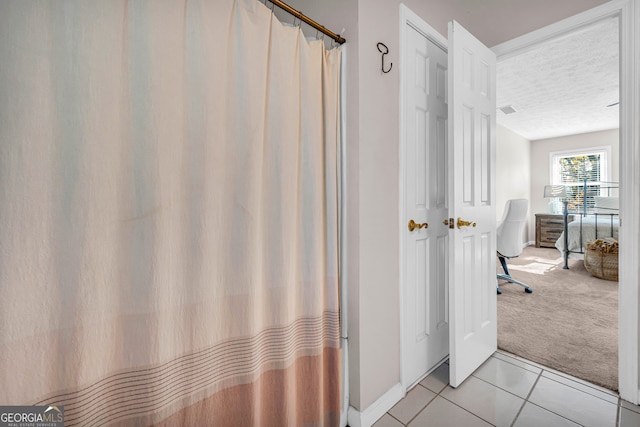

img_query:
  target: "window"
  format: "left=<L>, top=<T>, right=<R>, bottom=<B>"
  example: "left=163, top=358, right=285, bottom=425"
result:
left=550, top=148, right=610, bottom=212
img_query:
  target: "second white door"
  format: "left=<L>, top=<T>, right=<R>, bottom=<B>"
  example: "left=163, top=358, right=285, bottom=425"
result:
left=402, top=21, right=450, bottom=388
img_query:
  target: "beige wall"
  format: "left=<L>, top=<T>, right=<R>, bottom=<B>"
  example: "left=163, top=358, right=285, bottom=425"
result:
left=529, top=129, right=619, bottom=242
left=284, top=0, right=611, bottom=413
left=496, top=125, right=531, bottom=244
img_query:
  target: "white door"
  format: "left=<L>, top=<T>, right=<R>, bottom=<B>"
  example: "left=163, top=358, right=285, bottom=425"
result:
left=402, top=21, right=450, bottom=388
left=447, top=20, right=497, bottom=388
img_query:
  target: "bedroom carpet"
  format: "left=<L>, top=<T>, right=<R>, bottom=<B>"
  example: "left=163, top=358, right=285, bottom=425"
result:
left=497, top=245, right=618, bottom=392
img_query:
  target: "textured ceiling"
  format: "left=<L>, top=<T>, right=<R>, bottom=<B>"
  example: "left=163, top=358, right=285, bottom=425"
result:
left=496, top=17, right=619, bottom=141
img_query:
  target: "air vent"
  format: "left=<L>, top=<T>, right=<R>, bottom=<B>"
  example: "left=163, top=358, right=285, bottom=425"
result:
left=498, top=105, right=517, bottom=115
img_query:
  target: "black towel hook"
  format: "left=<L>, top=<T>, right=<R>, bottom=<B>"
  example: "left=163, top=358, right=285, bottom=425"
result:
left=377, top=42, right=392, bottom=73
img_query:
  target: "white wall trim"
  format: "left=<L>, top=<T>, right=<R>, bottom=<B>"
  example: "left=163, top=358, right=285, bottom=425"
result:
left=618, top=0, right=640, bottom=405
left=493, top=0, right=639, bottom=404
left=347, top=383, right=404, bottom=427
left=398, top=1, right=409, bottom=397
left=338, top=42, right=350, bottom=427
left=400, top=4, right=448, bottom=52
left=491, top=0, right=627, bottom=56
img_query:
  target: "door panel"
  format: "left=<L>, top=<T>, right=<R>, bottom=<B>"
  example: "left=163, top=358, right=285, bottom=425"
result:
left=416, top=239, right=428, bottom=338
left=436, top=235, right=448, bottom=329
left=448, top=20, right=497, bottom=388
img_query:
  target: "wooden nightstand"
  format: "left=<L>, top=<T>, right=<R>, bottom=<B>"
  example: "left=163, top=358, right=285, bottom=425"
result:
left=535, top=213, right=573, bottom=248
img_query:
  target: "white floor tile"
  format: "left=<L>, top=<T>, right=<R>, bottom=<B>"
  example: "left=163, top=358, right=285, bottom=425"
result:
left=513, top=403, right=581, bottom=427
left=473, top=356, right=539, bottom=398
left=372, top=413, right=404, bottom=427
left=408, top=396, right=491, bottom=427
left=620, top=406, right=640, bottom=427
left=388, top=385, right=436, bottom=424
left=382, top=352, right=622, bottom=427
left=441, top=376, right=524, bottom=426
left=541, top=370, right=618, bottom=404
left=621, top=399, right=640, bottom=415
left=528, top=376, right=618, bottom=427
left=494, top=351, right=543, bottom=375
left=419, top=363, right=449, bottom=394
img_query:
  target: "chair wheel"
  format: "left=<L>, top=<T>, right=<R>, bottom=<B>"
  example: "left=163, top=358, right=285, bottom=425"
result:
left=525, top=288, right=532, bottom=293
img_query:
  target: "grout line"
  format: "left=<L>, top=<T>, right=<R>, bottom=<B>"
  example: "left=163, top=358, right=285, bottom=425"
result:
left=472, top=374, right=528, bottom=401
left=539, top=369, right=619, bottom=406
left=523, top=370, right=542, bottom=402
left=509, top=369, right=543, bottom=427
left=525, top=401, right=586, bottom=426
left=535, top=361, right=619, bottom=394
left=540, top=369, right=618, bottom=397
left=438, top=393, right=499, bottom=426
left=494, top=350, right=545, bottom=372
left=620, top=401, right=640, bottom=415
left=529, top=369, right=619, bottom=426
left=491, top=352, right=542, bottom=375
left=384, top=411, right=404, bottom=426
left=616, top=399, right=621, bottom=427
left=509, top=399, right=528, bottom=426
left=403, top=382, right=445, bottom=426
left=402, top=393, right=429, bottom=425
left=522, top=369, right=589, bottom=426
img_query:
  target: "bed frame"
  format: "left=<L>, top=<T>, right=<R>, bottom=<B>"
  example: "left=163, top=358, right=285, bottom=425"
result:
left=560, top=181, right=619, bottom=269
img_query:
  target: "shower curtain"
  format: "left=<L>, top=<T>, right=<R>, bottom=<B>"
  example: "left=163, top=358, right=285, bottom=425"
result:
left=0, top=0, right=341, bottom=425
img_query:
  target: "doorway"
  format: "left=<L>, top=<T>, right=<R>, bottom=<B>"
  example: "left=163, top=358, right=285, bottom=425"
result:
left=398, top=0, right=639, bottom=404
left=493, top=0, right=639, bottom=403
left=495, top=16, right=620, bottom=391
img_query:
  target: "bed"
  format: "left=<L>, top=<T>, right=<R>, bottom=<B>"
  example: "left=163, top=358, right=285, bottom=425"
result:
left=555, top=191, right=619, bottom=269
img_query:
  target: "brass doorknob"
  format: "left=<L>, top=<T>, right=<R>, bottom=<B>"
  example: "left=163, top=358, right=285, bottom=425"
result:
left=408, top=219, right=429, bottom=232
left=456, top=217, right=476, bottom=229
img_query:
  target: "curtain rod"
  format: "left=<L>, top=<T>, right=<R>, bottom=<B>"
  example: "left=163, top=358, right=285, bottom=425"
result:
left=269, top=0, right=346, bottom=45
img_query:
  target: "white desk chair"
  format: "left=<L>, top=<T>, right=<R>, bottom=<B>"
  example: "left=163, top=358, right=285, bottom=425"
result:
left=497, top=199, right=533, bottom=294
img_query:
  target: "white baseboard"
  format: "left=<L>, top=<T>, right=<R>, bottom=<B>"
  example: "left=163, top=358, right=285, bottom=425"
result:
left=347, top=383, right=404, bottom=427
left=524, top=241, right=535, bottom=248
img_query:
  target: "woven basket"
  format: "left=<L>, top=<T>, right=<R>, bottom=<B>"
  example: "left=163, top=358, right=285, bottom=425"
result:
left=584, top=245, right=619, bottom=281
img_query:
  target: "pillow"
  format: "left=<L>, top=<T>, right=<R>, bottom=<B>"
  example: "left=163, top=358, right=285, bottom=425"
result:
left=594, top=196, right=619, bottom=213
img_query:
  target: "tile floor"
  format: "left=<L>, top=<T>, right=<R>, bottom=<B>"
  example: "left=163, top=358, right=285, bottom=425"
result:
left=374, top=350, right=640, bottom=427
